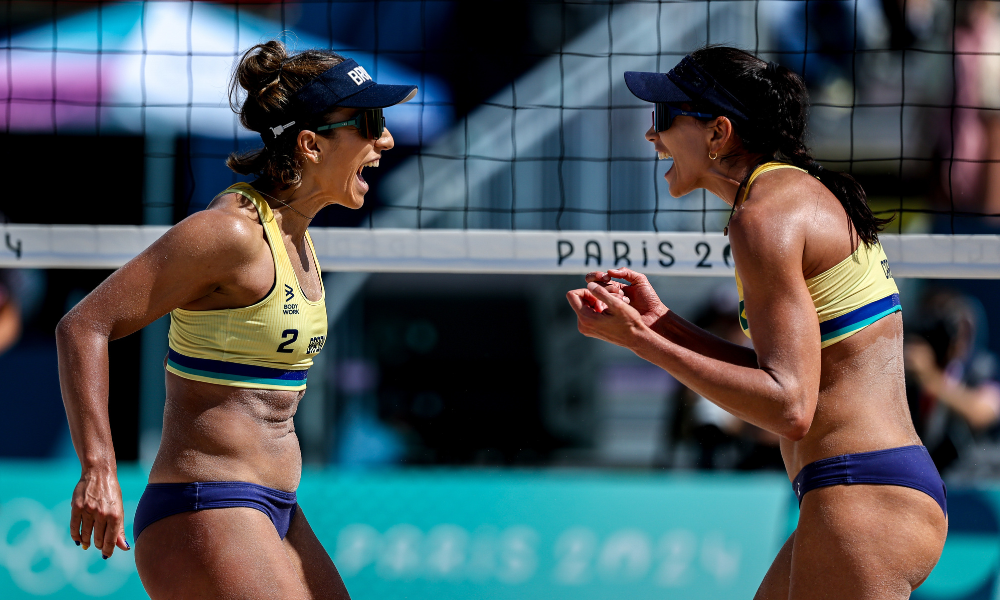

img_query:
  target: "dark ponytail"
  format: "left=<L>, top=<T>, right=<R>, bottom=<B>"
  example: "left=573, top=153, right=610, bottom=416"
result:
left=227, top=41, right=344, bottom=188
left=690, top=46, right=892, bottom=247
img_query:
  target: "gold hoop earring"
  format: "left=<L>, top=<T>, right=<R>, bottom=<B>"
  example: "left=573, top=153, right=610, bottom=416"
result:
left=709, top=151, right=718, bottom=160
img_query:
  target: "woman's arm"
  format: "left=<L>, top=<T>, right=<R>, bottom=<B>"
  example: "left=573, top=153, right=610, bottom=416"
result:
left=934, top=380, right=1000, bottom=430
left=585, top=268, right=758, bottom=368
left=56, top=209, right=263, bottom=558
left=648, top=308, right=758, bottom=368
left=0, top=298, right=21, bottom=354
left=905, top=339, right=1000, bottom=430
left=568, top=205, right=821, bottom=440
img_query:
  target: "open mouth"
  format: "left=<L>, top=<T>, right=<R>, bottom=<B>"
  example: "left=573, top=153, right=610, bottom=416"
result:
left=356, top=159, right=379, bottom=184
left=658, top=151, right=672, bottom=160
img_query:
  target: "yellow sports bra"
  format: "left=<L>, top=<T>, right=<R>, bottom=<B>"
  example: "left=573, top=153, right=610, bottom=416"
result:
left=734, top=162, right=901, bottom=349
left=166, top=183, right=328, bottom=391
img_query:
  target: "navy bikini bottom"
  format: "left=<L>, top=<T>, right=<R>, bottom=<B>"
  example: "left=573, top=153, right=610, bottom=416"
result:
left=133, top=481, right=298, bottom=543
left=792, top=445, right=947, bottom=515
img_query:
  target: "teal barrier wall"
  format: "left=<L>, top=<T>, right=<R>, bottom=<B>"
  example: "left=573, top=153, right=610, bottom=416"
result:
left=0, top=462, right=995, bottom=599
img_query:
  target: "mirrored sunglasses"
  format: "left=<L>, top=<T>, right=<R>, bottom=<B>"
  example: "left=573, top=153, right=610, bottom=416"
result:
left=653, top=103, right=715, bottom=132
left=316, top=108, right=385, bottom=140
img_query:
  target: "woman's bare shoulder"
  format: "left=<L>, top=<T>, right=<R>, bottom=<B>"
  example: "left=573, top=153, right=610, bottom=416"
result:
left=205, top=190, right=259, bottom=215
left=744, top=166, right=827, bottom=213
left=731, top=169, right=809, bottom=242
left=157, top=196, right=265, bottom=266
left=733, top=167, right=856, bottom=275
left=739, top=168, right=840, bottom=231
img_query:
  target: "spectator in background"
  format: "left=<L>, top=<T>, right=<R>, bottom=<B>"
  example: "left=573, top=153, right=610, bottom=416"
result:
left=938, top=0, right=1000, bottom=219
left=666, top=285, right=783, bottom=471
left=0, top=210, right=22, bottom=355
left=769, top=0, right=856, bottom=96
left=880, top=0, right=935, bottom=50
left=0, top=269, right=21, bottom=355
left=905, top=288, right=1000, bottom=472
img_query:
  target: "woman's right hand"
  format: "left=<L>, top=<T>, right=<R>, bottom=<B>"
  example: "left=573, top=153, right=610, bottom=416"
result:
left=57, top=207, right=266, bottom=561
left=585, top=268, right=668, bottom=327
left=71, top=467, right=130, bottom=558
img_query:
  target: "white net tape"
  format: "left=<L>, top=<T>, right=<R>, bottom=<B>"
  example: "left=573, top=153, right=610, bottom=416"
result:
left=2, top=225, right=998, bottom=278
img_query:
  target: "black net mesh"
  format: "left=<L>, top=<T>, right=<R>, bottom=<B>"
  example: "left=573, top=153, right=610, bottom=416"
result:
left=2, top=0, right=998, bottom=236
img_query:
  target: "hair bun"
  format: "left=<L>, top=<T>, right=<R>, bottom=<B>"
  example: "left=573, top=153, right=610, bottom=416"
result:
left=227, top=42, right=344, bottom=188
left=237, top=40, right=288, bottom=97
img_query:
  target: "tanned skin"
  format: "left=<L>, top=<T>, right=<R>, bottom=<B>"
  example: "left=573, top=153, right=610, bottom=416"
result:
left=57, top=107, right=390, bottom=599
left=566, top=113, right=947, bottom=600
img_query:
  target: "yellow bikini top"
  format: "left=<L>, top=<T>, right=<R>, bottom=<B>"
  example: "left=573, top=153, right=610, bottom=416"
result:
left=734, top=162, right=900, bottom=349
left=165, top=183, right=328, bottom=391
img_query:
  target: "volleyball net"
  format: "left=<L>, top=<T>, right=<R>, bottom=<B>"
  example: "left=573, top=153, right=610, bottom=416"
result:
left=1, top=0, right=999, bottom=277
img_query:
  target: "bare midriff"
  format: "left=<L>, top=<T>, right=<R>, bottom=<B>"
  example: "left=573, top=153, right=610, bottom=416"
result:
left=148, top=372, right=304, bottom=492
left=780, top=311, right=921, bottom=480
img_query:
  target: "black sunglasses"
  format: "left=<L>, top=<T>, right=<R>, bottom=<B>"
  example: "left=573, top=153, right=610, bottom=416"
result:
left=316, top=108, right=385, bottom=140
left=652, top=103, right=715, bottom=132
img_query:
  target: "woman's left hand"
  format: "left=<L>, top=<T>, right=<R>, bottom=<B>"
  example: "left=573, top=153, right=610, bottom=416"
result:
left=566, top=282, right=648, bottom=348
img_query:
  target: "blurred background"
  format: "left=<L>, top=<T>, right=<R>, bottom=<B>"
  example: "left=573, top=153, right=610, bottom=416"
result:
left=3, top=1, right=1000, bottom=599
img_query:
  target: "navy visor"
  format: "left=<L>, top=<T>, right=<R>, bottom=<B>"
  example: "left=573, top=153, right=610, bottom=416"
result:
left=262, top=58, right=416, bottom=143
left=625, top=55, right=748, bottom=123
left=294, top=58, right=417, bottom=112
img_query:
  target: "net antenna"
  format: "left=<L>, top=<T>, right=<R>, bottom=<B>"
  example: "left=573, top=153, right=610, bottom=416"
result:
left=2, top=1, right=999, bottom=278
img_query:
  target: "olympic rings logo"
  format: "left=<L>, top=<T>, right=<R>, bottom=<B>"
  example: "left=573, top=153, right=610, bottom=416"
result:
left=0, top=497, right=138, bottom=596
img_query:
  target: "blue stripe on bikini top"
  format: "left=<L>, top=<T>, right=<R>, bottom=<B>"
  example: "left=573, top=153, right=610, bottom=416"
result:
left=819, top=293, right=901, bottom=343
left=167, top=349, right=308, bottom=383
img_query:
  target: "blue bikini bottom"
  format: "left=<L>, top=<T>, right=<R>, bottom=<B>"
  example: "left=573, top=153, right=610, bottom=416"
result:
left=792, top=445, right=947, bottom=515
left=133, top=481, right=298, bottom=543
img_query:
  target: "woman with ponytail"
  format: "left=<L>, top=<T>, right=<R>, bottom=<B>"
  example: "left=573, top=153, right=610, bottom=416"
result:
left=58, top=40, right=415, bottom=598
left=567, top=46, right=946, bottom=599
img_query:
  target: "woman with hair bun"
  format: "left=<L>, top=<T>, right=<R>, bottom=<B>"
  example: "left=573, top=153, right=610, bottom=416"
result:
left=567, top=46, right=947, bottom=598
left=57, top=40, right=414, bottom=598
